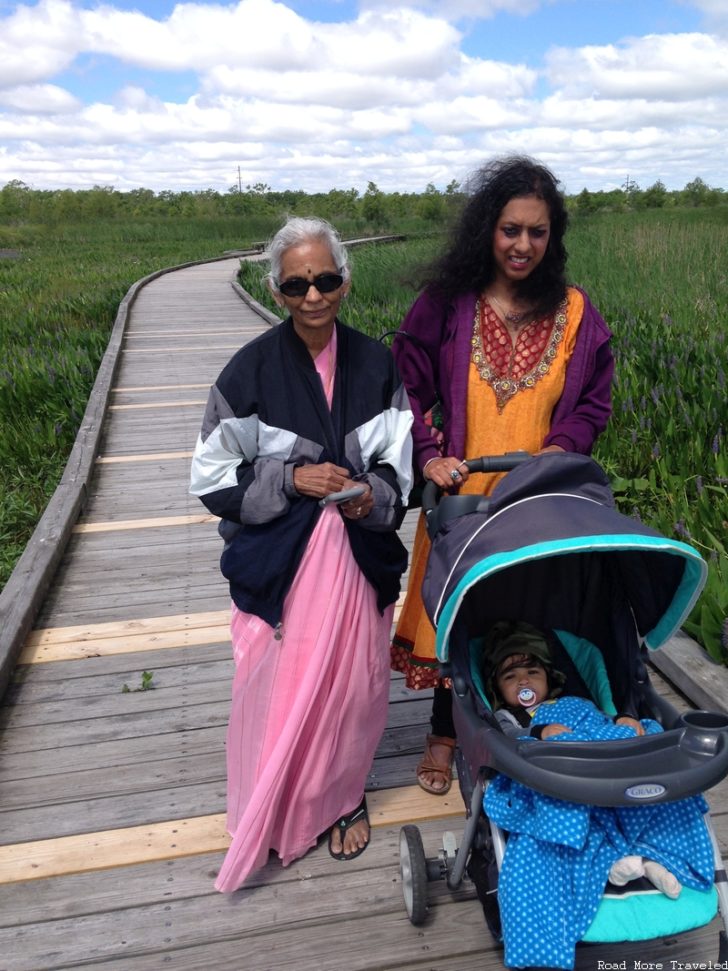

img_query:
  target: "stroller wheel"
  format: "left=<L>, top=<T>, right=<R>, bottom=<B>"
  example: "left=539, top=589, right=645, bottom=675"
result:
left=399, top=825, right=428, bottom=925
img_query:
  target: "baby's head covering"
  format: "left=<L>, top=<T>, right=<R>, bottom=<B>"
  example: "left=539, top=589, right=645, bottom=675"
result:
left=482, top=621, right=566, bottom=707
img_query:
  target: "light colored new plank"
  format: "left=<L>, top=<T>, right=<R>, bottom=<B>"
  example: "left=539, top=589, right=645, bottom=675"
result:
left=0, top=785, right=463, bottom=884
left=109, top=400, right=205, bottom=410
left=20, top=610, right=230, bottom=663
left=112, top=384, right=209, bottom=392
left=21, top=594, right=404, bottom=662
left=123, top=345, right=241, bottom=353
left=72, top=514, right=216, bottom=534
left=96, top=450, right=193, bottom=463
left=124, top=330, right=244, bottom=338
left=19, top=624, right=229, bottom=663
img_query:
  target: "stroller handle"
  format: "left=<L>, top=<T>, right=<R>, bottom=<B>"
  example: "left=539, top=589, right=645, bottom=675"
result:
left=423, top=451, right=530, bottom=539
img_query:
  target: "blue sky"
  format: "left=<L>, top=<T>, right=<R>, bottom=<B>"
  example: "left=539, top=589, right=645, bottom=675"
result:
left=0, top=0, right=726, bottom=194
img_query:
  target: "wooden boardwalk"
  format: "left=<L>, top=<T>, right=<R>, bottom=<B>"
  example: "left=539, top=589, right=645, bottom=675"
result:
left=0, top=256, right=726, bottom=970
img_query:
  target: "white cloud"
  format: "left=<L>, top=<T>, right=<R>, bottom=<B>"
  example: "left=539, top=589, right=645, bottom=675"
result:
left=416, top=95, right=535, bottom=135
left=78, top=1, right=462, bottom=77
left=546, top=33, right=728, bottom=100
left=686, top=0, right=728, bottom=32
left=541, top=93, right=728, bottom=131
left=0, top=83, right=80, bottom=113
left=0, top=0, right=726, bottom=193
left=364, top=0, right=543, bottom=18
left=0, top=0, right=79, bottom=88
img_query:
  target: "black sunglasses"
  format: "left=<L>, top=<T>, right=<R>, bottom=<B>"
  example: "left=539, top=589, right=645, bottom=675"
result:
left=278, top=272, right=344, bottom=298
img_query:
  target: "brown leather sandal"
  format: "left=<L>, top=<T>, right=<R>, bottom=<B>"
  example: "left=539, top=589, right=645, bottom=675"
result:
left=416, top=733, right=455, bottom=795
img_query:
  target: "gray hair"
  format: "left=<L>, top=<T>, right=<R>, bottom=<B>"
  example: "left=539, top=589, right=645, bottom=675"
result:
left=266, top=216, right=350, bottom=293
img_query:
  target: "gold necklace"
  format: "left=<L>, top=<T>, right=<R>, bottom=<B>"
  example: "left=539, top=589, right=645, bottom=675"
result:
left=488, top=292, right=529, bottom=325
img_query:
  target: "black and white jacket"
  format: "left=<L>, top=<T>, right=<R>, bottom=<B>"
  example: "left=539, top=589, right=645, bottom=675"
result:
left=190, top=317, right=413, bottom=626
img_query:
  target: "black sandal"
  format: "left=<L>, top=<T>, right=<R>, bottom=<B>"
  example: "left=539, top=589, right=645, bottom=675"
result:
left=328, top=796, right=369, bottom=861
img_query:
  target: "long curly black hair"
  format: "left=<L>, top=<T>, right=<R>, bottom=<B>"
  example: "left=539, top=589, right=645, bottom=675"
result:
left=422, top=155, right=569, bottom=318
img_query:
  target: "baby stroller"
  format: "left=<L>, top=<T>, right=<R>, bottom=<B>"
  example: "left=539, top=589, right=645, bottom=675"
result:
left=398, top=451, right=728, bottom=965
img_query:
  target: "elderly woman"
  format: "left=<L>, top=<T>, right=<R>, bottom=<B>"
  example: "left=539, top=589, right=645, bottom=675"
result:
left=190, top=216, right=413, bottom=891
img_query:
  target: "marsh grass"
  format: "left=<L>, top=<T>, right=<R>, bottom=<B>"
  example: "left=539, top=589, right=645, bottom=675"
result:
left=566, top=211, right=727, bottom=657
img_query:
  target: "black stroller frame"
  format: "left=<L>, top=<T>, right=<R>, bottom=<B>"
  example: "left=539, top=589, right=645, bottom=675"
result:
left=398, top=452, right=728, bottom=962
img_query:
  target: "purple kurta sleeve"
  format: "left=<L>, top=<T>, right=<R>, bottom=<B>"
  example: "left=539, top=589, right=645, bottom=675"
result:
left=544, top=289, right=614, bottom=454
left=392, top=290, right=475, bottom=473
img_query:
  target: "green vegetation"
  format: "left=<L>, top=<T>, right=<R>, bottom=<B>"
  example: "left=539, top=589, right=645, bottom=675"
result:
left=567, top=209, right=727, bottom=659
left=122, top=671, right=155, bottom=693
left=1, top=178, right=726, bottom=661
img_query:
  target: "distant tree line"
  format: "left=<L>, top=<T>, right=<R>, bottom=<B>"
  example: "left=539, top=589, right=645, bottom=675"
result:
left=0, top=175, right=724, bottom=231
left=574, top=177, right=725, bottom=213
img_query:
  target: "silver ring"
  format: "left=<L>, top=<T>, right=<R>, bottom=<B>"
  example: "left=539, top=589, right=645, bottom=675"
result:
left=450, top=469, right=460, bottom=481
left=357, top=508, right=362, bottom=516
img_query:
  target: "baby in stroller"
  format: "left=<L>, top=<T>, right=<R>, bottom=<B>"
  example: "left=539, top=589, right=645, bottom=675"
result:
left=485, top=620, right=645, bottom=742
left=480, top=620, right=714, bottom=969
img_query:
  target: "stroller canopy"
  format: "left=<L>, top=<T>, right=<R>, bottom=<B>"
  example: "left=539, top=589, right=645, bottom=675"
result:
left=424, top=453, right=707, bottom=663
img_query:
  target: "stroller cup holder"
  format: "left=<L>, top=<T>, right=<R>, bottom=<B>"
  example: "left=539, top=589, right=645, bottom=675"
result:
left=677, top=710, right=728, bottom=758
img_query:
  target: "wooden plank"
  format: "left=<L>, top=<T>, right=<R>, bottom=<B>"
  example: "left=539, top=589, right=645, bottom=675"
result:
left=25, top=611, right=230, bottom=648
left=0, top=701, right=228, bottom=757
left=6, top=642, right=228, bottom=687
left=113, top=383, right=210, bottom=391
left=0, top=724, right=225, bottom=779
left=23, top=591, right=404, bottom=662
left=0, top=854, right=485, bottom=971
left=0, top=881, right=714, bottom=971
left=0, top=817, right=452, bottom=925
left=0, top=745, right=436, bottom=841
left=96, top=450, right=193, bottom=463
left=123, top=344, right=242, bottom=353
left=124, top=330, right=244, bottom=338
left=20, top=611, right=231, bottom=663
left=0, top=722, right=435, bottom=810
left=0, top=785, right=464, bottom=885
left=650, top=630, right=728, bottom=715
left=3, top=657, right=230, bottom=705
left=0, top=675, right=231, bottom=730
left=33, top=592, right=230, bottom=631
left=72, top=514, right=216, bottom=534
left=23, top=607, right=405, bottom=661
left=109, top=400, right=206, bottom=410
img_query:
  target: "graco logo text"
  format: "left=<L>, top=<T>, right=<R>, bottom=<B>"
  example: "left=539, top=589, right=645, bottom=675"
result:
left=624, top=783, right=666, bottom=799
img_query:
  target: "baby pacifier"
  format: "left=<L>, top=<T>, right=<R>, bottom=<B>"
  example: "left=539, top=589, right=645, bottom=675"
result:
left=517, top=687, right=536, bottom=707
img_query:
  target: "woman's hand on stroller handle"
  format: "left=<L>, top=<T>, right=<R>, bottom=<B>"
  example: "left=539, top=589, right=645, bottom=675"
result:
left=422, top=451, right=531, bottom=513
left=422, top=451, right=532, bottom=539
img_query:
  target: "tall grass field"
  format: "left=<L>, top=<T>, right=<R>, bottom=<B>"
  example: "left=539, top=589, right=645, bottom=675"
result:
left=1, top=209, right=726, bottom=661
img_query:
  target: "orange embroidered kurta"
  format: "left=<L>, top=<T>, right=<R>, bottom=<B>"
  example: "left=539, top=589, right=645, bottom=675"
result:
left=391, top=289, right=583, bottom=688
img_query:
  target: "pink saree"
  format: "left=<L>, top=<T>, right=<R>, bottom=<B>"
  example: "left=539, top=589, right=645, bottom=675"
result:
left=214, top=331, right=394, bottom=892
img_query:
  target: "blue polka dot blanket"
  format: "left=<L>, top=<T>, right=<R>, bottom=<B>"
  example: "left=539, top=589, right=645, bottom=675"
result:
left=483, top=696, right=714, bottom=970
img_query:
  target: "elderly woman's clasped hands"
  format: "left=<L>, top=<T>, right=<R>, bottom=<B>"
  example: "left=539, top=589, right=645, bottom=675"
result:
left=292, top=462, right=374, bottom=519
